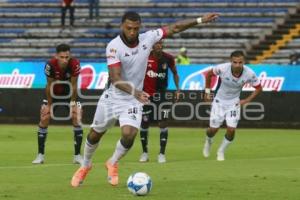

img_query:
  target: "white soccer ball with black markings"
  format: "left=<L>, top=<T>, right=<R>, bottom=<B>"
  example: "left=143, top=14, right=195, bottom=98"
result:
left=127, top=172, right=152, bottom=196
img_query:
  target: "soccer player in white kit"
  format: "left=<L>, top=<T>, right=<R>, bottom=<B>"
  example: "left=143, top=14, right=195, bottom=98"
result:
left=202, top=50, right=262, bottom=161
left=71, top=11, right=219, bottom=187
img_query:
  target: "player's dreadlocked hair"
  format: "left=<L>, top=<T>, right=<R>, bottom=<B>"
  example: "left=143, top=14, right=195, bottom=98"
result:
left=56, top=44, right=71, bottom=53
left=121, top=11, right=141, bottom=23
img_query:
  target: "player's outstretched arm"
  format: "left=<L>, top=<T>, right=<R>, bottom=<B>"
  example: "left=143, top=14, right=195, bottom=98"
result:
left=164, top=13, right=219, bottom=37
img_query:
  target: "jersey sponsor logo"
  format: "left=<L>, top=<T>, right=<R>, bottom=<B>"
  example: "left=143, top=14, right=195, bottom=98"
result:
left=146, top=70, right=166, bottom=78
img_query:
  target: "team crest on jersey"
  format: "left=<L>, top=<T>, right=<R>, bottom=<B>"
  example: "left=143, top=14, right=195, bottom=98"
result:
left=124, top=52, right=130, bottom=57
left=110, top=48, right=117, bottom=53
left=142, top=44, right=147, bottom=50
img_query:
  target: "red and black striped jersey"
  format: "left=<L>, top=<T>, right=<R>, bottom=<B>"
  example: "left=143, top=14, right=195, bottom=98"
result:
left=143, top=51, right=176, bottom=96
left=44, top=57, right=80, bottom=95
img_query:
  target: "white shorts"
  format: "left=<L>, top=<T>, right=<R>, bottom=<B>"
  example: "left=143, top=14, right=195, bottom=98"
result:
left=90, top=92, right=143, bottom=133
left=209, top=99, right=240, bottom=128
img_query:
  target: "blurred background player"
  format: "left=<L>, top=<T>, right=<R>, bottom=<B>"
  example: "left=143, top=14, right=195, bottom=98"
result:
left=32, top=44, right=83, bottom=164
left=70, top=11, right=219, bottom=188
left=202, top=50, right=262, bottom=161
left=88, top=0, right=99, bottom=21
left=176, top=47, right=190, bottom=65
left=61, top=0, right=75, bottom=28
left=139, top=40, right=180, bottom=163
left=289, top=52, right=300, bottom=65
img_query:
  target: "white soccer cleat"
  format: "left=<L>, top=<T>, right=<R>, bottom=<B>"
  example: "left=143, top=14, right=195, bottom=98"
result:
left=32, top=153, right=44, bottom=164
left=217, top=151, right=225, bottom=161
left=73, top=154, right=83, bottom=165
left=158, top=153, right=166, bottom=163
left=139, top=153, right=149, bottom=162
left=203, top=139, right=212, bottom=158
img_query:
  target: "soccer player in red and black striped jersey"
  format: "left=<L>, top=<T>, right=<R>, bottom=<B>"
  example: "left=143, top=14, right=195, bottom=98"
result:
left=32, top=44, right=83, bottom=164
left=139, top=40, right=180, bottom=163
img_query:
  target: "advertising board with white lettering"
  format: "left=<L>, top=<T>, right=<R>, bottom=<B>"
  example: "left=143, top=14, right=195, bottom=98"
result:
left=0, top=62, right=299, bottom=92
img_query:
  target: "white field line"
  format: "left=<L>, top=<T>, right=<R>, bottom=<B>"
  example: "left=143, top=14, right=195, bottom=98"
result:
left=0, top=163, right=75, bottom=169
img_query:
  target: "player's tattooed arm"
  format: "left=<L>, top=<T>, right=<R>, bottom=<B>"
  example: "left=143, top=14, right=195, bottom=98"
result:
left=109, top=66, right=150, bottom=104
left=164, top=13, right=219, bottom=37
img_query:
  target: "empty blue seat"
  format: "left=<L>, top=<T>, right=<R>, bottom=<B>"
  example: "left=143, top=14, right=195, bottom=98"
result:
left=151, top=0, right=299, bottom=2
left=0, top=8, right=59, bottom=13
left=128, top=7, right=288, bottom=14
left=0, top=18, right=51, bottom=23
left=0, top=29, right=25, bottom=34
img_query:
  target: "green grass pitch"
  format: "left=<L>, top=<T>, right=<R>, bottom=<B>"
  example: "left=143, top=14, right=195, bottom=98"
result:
left=0, top=125, right=299, bottom=200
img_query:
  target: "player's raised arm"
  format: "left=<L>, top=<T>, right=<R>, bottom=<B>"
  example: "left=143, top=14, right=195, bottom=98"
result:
left=163, top=13, right=219, bottom=37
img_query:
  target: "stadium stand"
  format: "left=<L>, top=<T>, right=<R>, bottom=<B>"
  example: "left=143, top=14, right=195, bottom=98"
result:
left=0, top=0, right=299, bottom=63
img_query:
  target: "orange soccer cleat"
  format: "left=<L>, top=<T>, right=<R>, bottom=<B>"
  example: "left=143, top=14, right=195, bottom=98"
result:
left=105, top=160, right=119, bottom=186
left=71, top=165, right=92, bottom=187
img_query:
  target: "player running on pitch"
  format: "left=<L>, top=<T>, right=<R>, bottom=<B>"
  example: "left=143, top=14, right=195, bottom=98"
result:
left=202, top=50, right=262, bottom=161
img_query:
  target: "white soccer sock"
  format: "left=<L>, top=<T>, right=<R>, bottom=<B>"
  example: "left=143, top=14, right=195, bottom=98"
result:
left=109, top=140, right=129, bottom=165
left=82, top=139, right=99, bottom=167
left=217, top=137, right=232, bottom=153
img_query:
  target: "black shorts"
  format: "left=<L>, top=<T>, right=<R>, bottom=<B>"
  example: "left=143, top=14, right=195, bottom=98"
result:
left=142, top=92, right=172, bottom=122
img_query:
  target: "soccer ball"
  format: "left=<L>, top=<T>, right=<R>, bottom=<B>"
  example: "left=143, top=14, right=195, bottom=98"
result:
left=127, top=172, right=152, bottom=196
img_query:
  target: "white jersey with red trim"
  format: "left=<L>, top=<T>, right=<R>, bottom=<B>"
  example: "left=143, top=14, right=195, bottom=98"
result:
left=212, top=63, right=260, bottom=104
left=106, top=28, right=165, bottom=101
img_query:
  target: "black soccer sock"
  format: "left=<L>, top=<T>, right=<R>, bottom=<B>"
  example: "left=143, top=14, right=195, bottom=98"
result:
left=160, top=128, right=168, bottom=154
left=140, top=128, right=149, bottom=153
left=73, top=126, right=83, bottom=155
left=37, top=127, right=48, bottom=154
